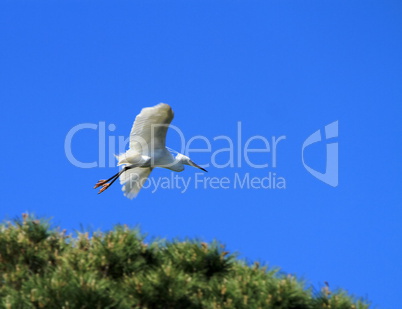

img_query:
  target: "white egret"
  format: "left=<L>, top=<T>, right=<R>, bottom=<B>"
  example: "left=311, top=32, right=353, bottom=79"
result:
left=94, top=103, right=207, bottom=199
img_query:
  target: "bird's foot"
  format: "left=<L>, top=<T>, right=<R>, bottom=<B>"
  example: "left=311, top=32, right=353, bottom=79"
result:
left=94, top=180, right=108, bottom=189
left=98, top=183, right=110, bottom=194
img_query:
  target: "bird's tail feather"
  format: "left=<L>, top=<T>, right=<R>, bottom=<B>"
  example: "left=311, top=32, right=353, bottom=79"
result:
left=115, top=154, right=129, bottom=166
left=119, top=167, right=153, bottom=199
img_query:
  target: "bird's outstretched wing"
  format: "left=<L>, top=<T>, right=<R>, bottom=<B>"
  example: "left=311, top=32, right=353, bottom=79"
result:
left=129, top=103, right=174, bottom=155
left=120, top=167, right=153, bottom=199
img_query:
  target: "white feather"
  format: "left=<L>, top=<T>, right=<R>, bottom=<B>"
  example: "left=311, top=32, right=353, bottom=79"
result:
left=119, top=167, right=153, bottom=199
left=130, top=103, right=174, bottom=156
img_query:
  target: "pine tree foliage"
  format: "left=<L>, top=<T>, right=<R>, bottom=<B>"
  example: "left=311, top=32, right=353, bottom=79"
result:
left=0, top=214, right=370, bottom=309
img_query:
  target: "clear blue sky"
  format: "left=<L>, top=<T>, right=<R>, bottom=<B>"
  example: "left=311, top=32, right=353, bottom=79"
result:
left=1, top=1, right=401, bottom=308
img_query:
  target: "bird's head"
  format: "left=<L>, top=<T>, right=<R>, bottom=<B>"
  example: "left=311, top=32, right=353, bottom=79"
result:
left=176, top=153, right=208, bottom=172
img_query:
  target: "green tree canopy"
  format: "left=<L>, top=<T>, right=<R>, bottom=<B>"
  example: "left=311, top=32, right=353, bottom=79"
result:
left=0, top=214, right=370, bottom=309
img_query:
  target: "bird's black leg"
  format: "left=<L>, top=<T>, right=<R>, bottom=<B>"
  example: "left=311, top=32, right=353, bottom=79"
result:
left=93, top=172, right=120, bottom=189
left=94, top=165, right=135, bottom=194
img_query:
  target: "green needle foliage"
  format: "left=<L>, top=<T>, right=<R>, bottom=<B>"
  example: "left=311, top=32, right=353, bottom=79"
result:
left=0, top=214, right=370, bottom=309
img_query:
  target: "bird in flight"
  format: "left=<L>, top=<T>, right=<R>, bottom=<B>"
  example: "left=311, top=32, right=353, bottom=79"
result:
left=94, top=103, right=207, bottom=199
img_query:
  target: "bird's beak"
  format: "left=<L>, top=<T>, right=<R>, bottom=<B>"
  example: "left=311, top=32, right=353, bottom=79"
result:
left=189, top=160, right=208, bottom=172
